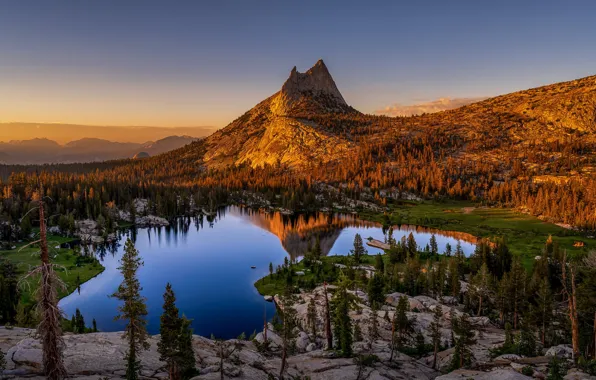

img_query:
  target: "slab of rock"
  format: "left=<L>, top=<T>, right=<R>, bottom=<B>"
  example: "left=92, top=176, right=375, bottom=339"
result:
left=436, top=368, right=533, bottom=380
left=545, top=344, right=574, bottom=359
left=385, top=292, right=424, bottom=311
left=135, top=215, right=169, bottom=227
left=564, top=368, right=596, bottom=380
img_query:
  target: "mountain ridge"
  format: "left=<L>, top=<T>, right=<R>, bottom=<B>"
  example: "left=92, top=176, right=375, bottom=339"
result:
left=0, top=135, right=200, bottom=164
left=203, top=60, right=356, bottom=168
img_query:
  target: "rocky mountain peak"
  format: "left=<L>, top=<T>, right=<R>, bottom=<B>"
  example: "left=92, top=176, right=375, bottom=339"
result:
left=271, top=59, right=350, bottom=116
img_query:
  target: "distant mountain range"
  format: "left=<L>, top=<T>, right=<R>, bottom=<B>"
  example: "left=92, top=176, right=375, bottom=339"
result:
left=0, top=135, right=200, bottom=164
left=0, top=123, right=215, bottom=145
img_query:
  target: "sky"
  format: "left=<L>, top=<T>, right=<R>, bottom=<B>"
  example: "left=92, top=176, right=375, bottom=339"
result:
left=1, top=0, right=595, bottom=133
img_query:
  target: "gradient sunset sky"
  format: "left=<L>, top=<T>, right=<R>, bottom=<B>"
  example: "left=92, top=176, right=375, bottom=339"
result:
left=1, top=0, right=595, bottom=129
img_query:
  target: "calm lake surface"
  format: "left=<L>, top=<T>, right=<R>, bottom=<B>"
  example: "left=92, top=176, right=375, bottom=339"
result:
left=59, top=206, right=475, bottom=338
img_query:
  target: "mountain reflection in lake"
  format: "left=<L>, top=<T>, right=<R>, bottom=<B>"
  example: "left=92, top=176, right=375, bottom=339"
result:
left=59, top=206, right=475, bottom=338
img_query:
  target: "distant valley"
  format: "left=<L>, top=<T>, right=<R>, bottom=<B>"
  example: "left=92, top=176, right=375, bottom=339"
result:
left=0, top=135, right=200, bottom=164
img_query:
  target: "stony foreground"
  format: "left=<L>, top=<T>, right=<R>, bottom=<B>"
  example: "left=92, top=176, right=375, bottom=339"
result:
left=1, top=327, right=440, bottom=380
left=1, top=282, right=594, bottom=380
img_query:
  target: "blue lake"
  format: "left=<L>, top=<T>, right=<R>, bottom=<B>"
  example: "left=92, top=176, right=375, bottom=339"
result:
left=59, top=206, right=476, bottom=338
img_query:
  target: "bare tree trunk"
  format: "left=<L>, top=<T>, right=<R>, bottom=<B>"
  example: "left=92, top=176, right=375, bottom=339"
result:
left=323, top=283, right=333, bottom=350
left=477, top=296, right=482, bottom=317
left=38, top=198, right=67, bottom=380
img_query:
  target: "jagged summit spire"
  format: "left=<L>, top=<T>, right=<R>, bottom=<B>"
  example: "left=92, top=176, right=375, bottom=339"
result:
left=271, top=60, right=349, bottom=116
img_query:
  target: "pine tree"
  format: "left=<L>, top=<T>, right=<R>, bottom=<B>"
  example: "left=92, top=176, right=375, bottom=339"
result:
left=390, top=296, right=413, bottom=361
left=332, top=277, right=353, bottom=357
left=312, top=235, right=322, bottom=260
left=353, top=321, right=363, bottom=342
left=547, top=356, right=565, bottom=380
left=517, top=316, right=536, bottom=357
left=430, top=305, right=443, bottom=369
left=75, top=309, right=85, bottom=333
left=111, top=239, right=149, bottom=380
left=92, top=318, right=98, bottom=332
left=374, top=254, right=384, bottom=273
left=368, top=302, right=379, bottom=347
left=447, top=258, right=461, bottom=297
left=449, top=314, right=476, bottom=370
left=429, top=234, right=438, bottom=257
left=508, top=257, right=527, bottom=329
left=534, top=278, right=553, bottom=346
left=177, top=316, right=197, bottom=380
left=279, top=286, right=298, bottom=379
left=306, top=297, right=317, bottom=339
left=323, top=282, right=333, bottom=350
left=352, top=234, right=367, bottom=264
left=158, top=283, right=182, bottom=380
left=445, top=243, right=452, bottom=257
left=367, top=274, right=385, bottom=307
left=469, top=263, right=492, bottom=316
left=406, top=233, right=417, bottom=258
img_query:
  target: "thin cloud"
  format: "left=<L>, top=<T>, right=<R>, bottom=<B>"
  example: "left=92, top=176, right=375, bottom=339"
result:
left=375, top=97, right=486, bottom=117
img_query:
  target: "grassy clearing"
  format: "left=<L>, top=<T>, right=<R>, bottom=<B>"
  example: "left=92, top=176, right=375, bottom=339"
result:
left=357, top=200, right=593, bottom=267
left=0, top=235, right=104, bottom=305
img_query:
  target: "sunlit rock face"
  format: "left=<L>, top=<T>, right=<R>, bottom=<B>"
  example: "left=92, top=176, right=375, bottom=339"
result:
left=203, top=60, right=356, bottom=169
left=270, top=59, right=351, bottom=116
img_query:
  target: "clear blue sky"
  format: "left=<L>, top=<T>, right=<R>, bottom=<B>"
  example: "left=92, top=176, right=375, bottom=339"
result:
left=1, top=0, right=595, bottom=127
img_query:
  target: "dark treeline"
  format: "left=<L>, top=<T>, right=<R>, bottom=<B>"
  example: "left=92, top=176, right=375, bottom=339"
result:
left=0, top=114, right=594, bottom=232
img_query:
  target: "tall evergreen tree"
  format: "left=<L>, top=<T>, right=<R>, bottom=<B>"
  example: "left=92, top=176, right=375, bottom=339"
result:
left=429, top=234, right=438, bottom=257
left=177, top=316, right=197, bottom=380
left=390, top=296, right=413, bottom=361
left=111, top=239, right=149, bottom=380
left=279, top=286, right=298, bottom=379
left=352, top=234, right=367, bottom=263
left=430, top=305, right=443, bottom=369
left=332, top=277, right=353, bottom=357
left=158, top=283, right=182, bottom=380
left=449, top=314, right=476, bottom=370
left=368, top=302, right=379, bottom=348
left=75, top=309, right=85, bottom=333
left=469, top=263, right=492, bottom=316
left=367, top=274, right=385, bottom=307
left=323, top=282, right=333, bottom=350
left=508, top=257, right=527, bottom=329
left=374, top=254, right=384, bottom=273
left=534, top=278, right=553, bottom=346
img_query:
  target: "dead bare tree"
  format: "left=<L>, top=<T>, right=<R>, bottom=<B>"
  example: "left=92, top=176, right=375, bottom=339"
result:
left=211, top=336, right=242, bottom=380
left=21, top=188, right=67, bottom=379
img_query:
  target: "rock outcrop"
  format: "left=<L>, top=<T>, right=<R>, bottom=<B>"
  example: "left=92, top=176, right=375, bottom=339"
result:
left=203, top=60, right=357, bottom=169
left=0, top=327, right=438, bottom=380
